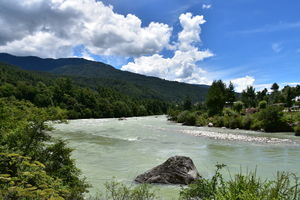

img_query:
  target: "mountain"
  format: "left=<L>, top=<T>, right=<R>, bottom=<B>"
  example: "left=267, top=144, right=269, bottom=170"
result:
left=0, top=53, right=209, bottom=102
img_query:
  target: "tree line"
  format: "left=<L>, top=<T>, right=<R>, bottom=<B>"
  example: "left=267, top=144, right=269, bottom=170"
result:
left=169, top=80, right=300, bottom=134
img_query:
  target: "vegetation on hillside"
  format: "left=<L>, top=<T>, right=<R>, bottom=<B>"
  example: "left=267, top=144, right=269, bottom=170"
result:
left=169, top=80, right=300, bottom=135
left=0, top=53, right=210, bottom=103
left=0, top=63, right=168, bottom=119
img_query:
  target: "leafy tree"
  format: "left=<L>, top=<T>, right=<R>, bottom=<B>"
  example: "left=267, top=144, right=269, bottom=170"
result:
left=258, top=100, right=267, bottom=109
left=271, top=82, right=280, bottom=93
left=226, top=82, right=236, bottom=106
left=241, top=86, right=256, bottom=108
left=206, top=80, right=226, bottom=116
left=183, top=96, right=192, bottom=110
left=233, top=101, right=244, bottom=113
left=0, top=98, right=89, bottom=199
left=256, top=88, right=268, bottom=102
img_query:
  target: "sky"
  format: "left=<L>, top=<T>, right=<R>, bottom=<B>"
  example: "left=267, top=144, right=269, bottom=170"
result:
left=0, top=0, right=299, bottom=92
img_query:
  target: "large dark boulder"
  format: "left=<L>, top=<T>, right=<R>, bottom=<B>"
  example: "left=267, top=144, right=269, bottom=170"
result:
left=135, top=156, right=200, bottom=185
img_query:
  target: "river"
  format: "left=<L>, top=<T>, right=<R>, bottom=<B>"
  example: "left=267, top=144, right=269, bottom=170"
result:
left=51, top=115, right=300, bottom=199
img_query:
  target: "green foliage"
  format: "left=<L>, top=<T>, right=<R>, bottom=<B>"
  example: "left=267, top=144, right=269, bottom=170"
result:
left=180, top=165, right=300, bottom=200
left=0, top=98, right=89, bottom=200
left=233, top=101, right=244, bottom=113
left=89, top=181, right=157, bottom=200
left=177, top=111, right=198, bottom=126
left=0, top=63, right=170, bottom=119
left=0, top=153, right=69, bottom=200
left=183, top=96, right=192, bottom=110
left=206, top=80, right=227, bottom=116
left=226, top=82, right=236, bottom=106
left=258, top=100, right=267, bottom=109
left=256, top=106, right=291, bottom=132
left=241, top=86, right=256, bottom=108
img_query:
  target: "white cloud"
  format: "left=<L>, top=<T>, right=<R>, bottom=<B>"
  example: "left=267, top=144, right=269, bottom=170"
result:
left=0, top=0, right=172, bottom=58
left=202, top=4, right=212, bottom=9
left=272, top=43, right=282, bottom=53
left=254, top=82, right=300, bottom=92
left=121, top=13, right=214, bottom=85
left=231, top=76, right=255, bottom=92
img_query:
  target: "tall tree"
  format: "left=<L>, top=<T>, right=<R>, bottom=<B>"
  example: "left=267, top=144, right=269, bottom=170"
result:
left=226, top=81, right=236, bottom=106
left=271, top=83, right=279, bottom=93
left=183, top=96, right=192, bottom=110
left=206, top=80, right=226, bottom=116
left=241, top=86, right=256, bottom=108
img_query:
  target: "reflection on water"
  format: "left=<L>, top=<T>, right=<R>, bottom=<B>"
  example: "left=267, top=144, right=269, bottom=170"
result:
left=51, top=116, right=300, bottom=200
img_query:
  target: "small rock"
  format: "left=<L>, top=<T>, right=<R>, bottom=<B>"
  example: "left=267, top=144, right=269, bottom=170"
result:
left=208, top=122, right=213, bottom=127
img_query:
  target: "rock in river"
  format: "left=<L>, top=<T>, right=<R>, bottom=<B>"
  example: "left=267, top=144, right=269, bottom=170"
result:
left=135, top=156, right=200, bottom=185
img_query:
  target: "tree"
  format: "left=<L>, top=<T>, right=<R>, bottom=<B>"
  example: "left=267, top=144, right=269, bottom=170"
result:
left=270, top=83, right=280, bottom=103
left=226, top=81, right=236, bottom=106
left=206, top=80, right=226, bottom=116
left=233, top=101, right=244, bottom=113
left=183, top=96, right=192, bottom=110
left=241, top=86, right=256, bottom=108
left=271, top=83, right=279, bottom=93
left=257, top=88, right=268, bottom=102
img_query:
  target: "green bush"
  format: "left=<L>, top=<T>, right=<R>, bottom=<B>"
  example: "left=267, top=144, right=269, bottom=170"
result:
left=177, top=111, right=197, bottom=126
left=258, top=100, right=267, bottom=109
left=256, top=106, right=291, bottom=132
left=295, top=127, right=300, bottom=136
left=196, top=115, right=208, bottom=126
left=0, top=153, right=69, bottom=200
left=89, top=181, right=157, bottom=200
left=180, top=165, right=300, bottom=200
left=177, top=111, right=190, bottom=123
left=241, top=115, right=253, bottom=130
left=211, top=116, right=224, bottom=127
left=233, top=101, right=244, bottom=113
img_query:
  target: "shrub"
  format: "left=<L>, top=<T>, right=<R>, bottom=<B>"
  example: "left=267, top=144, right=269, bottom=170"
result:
left=195, top=113, right=209, bottom=126
left=295, top=127, right=300, bottom=136
left=233, top=101, right=244, bottom=113
left=241, top=115, right=253, bottom=130
left=228, top=116, right=242, bottom=129
left=211, top=116, right=224, bottom=127
left=258, top=100, right=267, bottom=109
left=0, top=153, right=69, bottom=200
left=177, top=111, right=197, bottom=126
left=180, top=165, right=300, bottom=200
left=177, top=111, right=190, bottom=123
left=223, top=108, right=238, bottom=117
left=89, top=181, right=157, bottom=200
left=256, top=106, right=291, bottom=132
left=183, top=112, right=197, bottom=126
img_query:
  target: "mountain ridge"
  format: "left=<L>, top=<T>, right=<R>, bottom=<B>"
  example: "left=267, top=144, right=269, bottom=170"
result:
left=0, top=53, right=209, bottom=102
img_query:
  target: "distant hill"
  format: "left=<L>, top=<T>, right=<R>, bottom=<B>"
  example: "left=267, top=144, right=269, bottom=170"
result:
left=0, top=53, right=209, bottom=102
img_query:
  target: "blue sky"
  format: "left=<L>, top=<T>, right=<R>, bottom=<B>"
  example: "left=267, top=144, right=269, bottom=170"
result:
left=0, top=0, right=299, bottom=91
left=99, top=0, right=300, bottom=90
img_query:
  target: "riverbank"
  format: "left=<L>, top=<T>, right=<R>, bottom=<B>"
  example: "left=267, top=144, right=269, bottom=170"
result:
left=168, top=107, right=300, bottom=136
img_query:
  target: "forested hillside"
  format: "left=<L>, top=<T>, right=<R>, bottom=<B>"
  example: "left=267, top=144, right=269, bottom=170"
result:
left=0, top=63, right=168, bottom=119
left=0, top=53, right=209, bottom=102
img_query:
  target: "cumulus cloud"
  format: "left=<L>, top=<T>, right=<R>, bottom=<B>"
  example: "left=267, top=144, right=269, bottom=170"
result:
left=122, top=13, right=214, bottom=84
left=231, top=76, right=255, bottom=92
left=202, top=4, right=212, bottom=9
left=0, top=0, right=172, bottom=58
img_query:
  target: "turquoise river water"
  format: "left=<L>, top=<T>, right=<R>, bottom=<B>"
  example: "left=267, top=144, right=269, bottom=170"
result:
left=51, top=116, right=300, bottom=199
